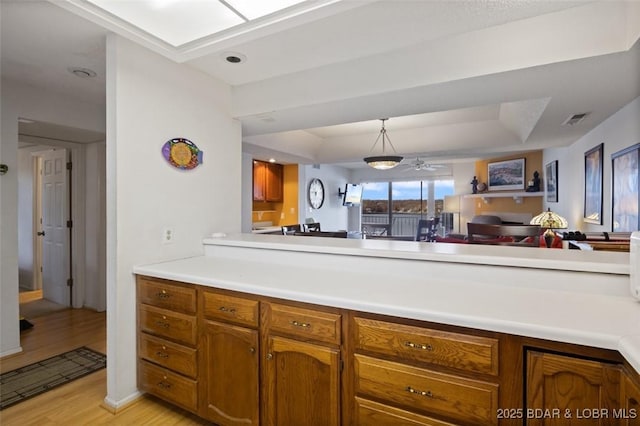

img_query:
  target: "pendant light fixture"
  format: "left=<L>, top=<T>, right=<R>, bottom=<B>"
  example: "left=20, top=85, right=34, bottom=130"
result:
left=364, top=118, right=403, bottom=170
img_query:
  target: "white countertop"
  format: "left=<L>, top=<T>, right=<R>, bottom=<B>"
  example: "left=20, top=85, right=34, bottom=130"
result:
left=134, top=249, right=640, bottom=373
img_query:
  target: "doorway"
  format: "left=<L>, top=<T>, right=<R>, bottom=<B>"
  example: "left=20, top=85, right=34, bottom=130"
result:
left=17, top=118, right=107, bottom=314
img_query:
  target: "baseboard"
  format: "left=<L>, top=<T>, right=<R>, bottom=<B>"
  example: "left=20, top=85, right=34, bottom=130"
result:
left=0, top=345, right=23, bottom=359
left=101, top=391, right=143, bottom=414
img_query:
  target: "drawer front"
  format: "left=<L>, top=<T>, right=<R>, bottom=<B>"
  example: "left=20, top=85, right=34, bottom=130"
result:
left=202, top=291, right=259, bottom=327
left=139, top=360, right=198, bottom=413
left=138, top=277, right=196, bottom=314
left=354, top=317, right=499, bottom=375
left=355, top=354, right=498, bottom=425
left=356, top=397, right=456, bottom=426
left=265, top=302, right=341, bottom=345
left=139, top=304, right=197, bottom=345
left=139, top=333, right=197, bottom=378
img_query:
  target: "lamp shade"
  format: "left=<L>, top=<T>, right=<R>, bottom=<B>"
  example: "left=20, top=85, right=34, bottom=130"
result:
left=364, top=119, right=403, bottom=170
left=530, top=208, right=568, bottom=229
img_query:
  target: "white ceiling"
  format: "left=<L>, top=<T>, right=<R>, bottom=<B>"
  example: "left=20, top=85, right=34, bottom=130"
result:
left=2, top=1, right=639, bottom=169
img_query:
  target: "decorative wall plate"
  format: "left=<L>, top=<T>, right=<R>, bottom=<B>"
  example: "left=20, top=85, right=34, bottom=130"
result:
left=162, top=138, right=203, bottom=170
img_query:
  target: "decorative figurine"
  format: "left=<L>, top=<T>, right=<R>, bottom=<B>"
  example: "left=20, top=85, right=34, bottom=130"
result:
left=471, top=176, right=478, bottom=194
left=526, top=171, right=541, bottom=192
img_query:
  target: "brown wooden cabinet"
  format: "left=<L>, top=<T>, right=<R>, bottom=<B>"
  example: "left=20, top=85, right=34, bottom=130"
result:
left=199, top=289, right=260, bottom=425
left=261, top=302, right=342, bottom=426
left=136, top=277, right=198, bottom=413
left=526, top=351, right=622, bottom=425
left=353, top=315, right=499, bottom=425
left=135, top=275, right=640, bottom=426
left=253, top=160, right=283, bottom=202
left=622, top=370, right=640, bottom=426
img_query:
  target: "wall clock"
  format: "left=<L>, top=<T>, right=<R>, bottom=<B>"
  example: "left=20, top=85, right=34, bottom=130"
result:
left=308, top=178, right=325, bottom=209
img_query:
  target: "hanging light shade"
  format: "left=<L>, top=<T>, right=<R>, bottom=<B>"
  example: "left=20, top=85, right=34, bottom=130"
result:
left=530, top=208, right=568, bottom=248
left=364, top=118, right=403, bottom=170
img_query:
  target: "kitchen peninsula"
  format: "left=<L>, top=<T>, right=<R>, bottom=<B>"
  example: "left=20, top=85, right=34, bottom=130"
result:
left=134, top=234, right=640, bottom=425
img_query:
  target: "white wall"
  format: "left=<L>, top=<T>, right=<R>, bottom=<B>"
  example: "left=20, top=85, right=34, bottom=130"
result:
left=1, top=78, right=105, bottom=356
left=543, top=96, right=640, bottom=231
left=105, top=35, right=241, bottom=407
left=84, top=142, right=106, bottom=311
left=299, top=164, right=351, bottom=231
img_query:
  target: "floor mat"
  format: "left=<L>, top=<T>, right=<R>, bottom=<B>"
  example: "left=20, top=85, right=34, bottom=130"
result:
left=0, top=346, right=106, bottom=410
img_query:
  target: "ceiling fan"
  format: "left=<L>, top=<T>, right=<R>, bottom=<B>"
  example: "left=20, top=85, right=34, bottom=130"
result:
left=402, top=157, right=446, bottom=172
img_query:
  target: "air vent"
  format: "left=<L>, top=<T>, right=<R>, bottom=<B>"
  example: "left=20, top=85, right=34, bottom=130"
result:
left=562, top=113, right=589, bottom=126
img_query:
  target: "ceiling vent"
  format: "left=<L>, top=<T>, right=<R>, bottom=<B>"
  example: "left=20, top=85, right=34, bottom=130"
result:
left=562, top=112, right=589, bottom=126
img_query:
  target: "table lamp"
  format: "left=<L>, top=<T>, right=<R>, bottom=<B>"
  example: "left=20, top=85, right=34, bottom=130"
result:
left=530, top=208, right=568, bottom=248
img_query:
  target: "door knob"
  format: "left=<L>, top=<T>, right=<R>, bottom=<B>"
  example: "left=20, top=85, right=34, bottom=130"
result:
left=37, top=231, right=45, bottom=236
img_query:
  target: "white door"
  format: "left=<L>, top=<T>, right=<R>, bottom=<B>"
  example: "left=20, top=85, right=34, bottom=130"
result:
left=40, top=149, right=69, bottom=306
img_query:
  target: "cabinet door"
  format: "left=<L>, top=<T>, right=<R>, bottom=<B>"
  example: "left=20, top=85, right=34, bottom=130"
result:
left=265, top=163, right=283, bottom=202
left=527, top=351, right=621, bottom=426
left=200, top=320, right=259, bottom=426
left=253, top=161, right=267, bottom=201
left=622, top=372, right=640, bottom=426
left=263, top=335, right=340, bottom=426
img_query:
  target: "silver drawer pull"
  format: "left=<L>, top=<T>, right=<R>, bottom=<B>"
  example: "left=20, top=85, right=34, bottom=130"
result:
left=290, top=320, right=310, bottom=328
left=219, top=306, right=237, bottom=314
left=156, top=290, right=171, bottom=299
left=404, top=341, right=433, bottom=351
left=155, top=351, right=169, bottom=358
left=157, top=380, right=172, bottom=389
left=406, top=386, right=433, bottom=398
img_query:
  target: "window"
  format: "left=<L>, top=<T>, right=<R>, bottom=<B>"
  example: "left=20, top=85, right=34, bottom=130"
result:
left=361, top=180, right=454, bottom=237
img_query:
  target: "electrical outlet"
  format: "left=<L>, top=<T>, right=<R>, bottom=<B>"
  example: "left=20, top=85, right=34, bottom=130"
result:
left=162, top=228, right=173, bottom=244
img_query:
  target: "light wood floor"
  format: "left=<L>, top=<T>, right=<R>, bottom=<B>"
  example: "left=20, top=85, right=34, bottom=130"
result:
left=0, top=308, right=208, bottom=425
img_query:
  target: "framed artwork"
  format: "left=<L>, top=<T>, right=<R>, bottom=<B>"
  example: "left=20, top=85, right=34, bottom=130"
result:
left=487, top=158, right=525, bottom=191
left=545, top=160, right=558, bottom=202
left=584, top=143, right=603, bottom=224
left=611, top=143, right=639, bottom=232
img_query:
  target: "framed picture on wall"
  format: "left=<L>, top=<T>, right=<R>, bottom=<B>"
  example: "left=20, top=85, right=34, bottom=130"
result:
left=584, top=143, right=603, bottom=224
left=487, top=158, right=525, bottom=191
left=545, top=160, right=558, bottom=202
left=611, top=143, right=639, bottom=232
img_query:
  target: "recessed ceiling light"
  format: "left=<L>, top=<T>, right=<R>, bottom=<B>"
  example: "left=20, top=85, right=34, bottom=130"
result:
left=269, top=158, right=276, bottom=163
left=68, top=67, right=97, bottom=78
left=222, top=52, right=247, bottom=64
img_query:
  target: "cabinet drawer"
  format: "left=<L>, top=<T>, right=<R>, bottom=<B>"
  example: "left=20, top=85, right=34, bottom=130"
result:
left=354, top=317, right=499, bottom=375
left=265, top=302, right=341, bottom=345
left=138, top=277, right=196, bottom=314
left=202, top=291, right=259, bottom=327
left=139, top=304, right=197, bottom=345
left=356, top=397, right=456, bottom=426
left=139, top=333, right=197, bottom=378
left=355, top=354, right=498, bottom=425
left=139, top=360, right=198, bottom=413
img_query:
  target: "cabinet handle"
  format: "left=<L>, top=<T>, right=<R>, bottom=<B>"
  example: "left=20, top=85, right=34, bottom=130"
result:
left=290, top=320, right=311, bottom=328
left=157, top=380, right=172, bottom=389
left=249, top=347, right=256, bottom=354
left=155, top=351, right=169, bottom=358
left=266, top=353, right=273, bottom=360
left=156, top=290, right=171, bottom=299
left=404, top=341, right=433, bottom=351
left=406, top=386, right=433, bottom=398
left=218, top=306, right=236, bottom=314
left=155, top=320, right=170, bottom=328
